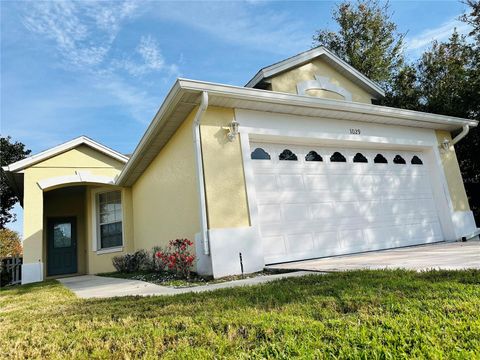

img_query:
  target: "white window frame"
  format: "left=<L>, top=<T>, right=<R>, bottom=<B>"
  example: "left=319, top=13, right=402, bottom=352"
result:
left=91, top=188, right=124, bottom=254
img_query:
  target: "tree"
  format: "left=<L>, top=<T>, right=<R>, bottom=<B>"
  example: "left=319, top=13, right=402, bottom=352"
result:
left=0, top=136, right=31, bottom=228
left=313, top=0, right=405, bottom=88
left=382, top=64, right=422, bottom=110
left=0, top=228, right=22, bottom=258
left=417, top=31, right=474, bottom=119
left=461, top=0, right=480, bottom=45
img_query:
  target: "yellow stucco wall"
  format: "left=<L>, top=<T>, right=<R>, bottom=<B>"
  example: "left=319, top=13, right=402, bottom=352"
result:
left=21, top=144, right=128, bottom=278
left=200, top=107, right=250, bottom=228
left=436, top=130, right=470, bottom=211
left=131, top=110, right=200, bottom=253
left=269, top=58, right=375, bottom=104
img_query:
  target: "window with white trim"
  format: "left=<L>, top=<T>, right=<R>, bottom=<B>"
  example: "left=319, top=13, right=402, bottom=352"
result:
left=97, top=190, right=123, bottom=249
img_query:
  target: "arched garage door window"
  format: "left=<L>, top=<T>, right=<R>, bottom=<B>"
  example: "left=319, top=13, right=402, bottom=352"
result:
left=279, top=149, right=298, bottom=161
left=251, top=148, right=271, bottom=160
left=330, top=152, right=346, bottom=162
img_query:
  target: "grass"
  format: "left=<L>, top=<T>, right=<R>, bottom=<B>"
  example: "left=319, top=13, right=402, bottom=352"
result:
left=1, top=269, right=479, bottom=359
left=97, top=270, right=276, bottom=288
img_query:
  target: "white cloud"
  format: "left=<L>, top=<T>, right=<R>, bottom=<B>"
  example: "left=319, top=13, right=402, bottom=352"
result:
left=22, top=1, right=136, bottom=68
left=405, top=17, right=472, bottom=56
left=150, top=2, right=310, bottom=55
left=113, top=35, right=179, bottom=77
left=20, top=1, right=178, bottom=122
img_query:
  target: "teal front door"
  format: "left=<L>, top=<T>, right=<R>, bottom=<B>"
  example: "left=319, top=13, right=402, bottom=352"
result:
left=47, top=217, right=77, bottom=276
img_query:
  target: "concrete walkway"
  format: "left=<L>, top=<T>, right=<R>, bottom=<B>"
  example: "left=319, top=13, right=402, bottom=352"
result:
left=267, top=240, right=480, bottom=272
left=58, top=271, right=313, bottom=299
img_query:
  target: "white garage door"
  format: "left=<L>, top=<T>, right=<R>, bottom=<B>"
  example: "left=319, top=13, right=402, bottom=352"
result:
left=250, top=142, right=443, bottom=264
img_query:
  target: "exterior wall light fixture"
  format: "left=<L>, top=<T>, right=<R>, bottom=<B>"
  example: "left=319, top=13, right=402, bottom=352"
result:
left=226, top=119, right=239, bottom=141
left=441, top=138, right=451, bottom=151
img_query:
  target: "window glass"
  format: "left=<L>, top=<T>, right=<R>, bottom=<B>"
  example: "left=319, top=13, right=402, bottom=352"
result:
left=53, top=223, right=72, bottom=248
left=305, top=151, right=323, bottom=162
left=251, top=148, right=271, bottom=160
left=374, top=154, right=388, bottom=163
left=279, top=149, right=298, bottom=161
left=411, top=155, right=423, bottom=165
left=393, top=155, right=406, bottom=164
left=353, top=153, right=368, bottom=163
left=98, top=190, right=122, bottom=249
left=330, top=152, right=346, bottom=162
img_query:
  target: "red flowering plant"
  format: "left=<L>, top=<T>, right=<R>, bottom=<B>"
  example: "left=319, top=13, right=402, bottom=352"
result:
left=154, top=239, right=195, bottom=279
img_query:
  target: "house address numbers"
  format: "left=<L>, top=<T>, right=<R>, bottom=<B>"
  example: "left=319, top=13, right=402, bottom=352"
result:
left=349, top=128, right=361, bottom=135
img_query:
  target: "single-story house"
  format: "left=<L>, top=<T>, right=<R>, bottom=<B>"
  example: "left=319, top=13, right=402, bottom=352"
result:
left=4, top=47, right=478, bottom=284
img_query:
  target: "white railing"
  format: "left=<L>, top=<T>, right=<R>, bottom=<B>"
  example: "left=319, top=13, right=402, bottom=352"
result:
left=0, top=256, right=22, bottom=287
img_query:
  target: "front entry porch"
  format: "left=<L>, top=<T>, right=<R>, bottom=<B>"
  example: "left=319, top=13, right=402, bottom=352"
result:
left=44, top=186, right=87, bottom=278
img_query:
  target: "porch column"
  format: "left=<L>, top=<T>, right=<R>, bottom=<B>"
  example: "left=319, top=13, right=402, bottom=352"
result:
left=22, top=173, right=44, bottom=284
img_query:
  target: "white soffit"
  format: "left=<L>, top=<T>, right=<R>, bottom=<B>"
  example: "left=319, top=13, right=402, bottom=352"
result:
left=116, top=78, right=477, bottom=187
left=245, top=46, right=386, bottom=98
left=3, top=136, right=129, bottom=173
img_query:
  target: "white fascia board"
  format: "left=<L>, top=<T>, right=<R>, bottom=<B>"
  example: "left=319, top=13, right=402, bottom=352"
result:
left=245, top=46, right=385, bottom=98
left=178, top=79, right=478, bottom=128
left=4, top=136, right=129, bottom=173
left=116, top=81, right=184, bottom=185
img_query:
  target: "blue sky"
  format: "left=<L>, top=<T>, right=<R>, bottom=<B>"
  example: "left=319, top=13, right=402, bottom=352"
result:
left=0, top=0, right=471, bottom=234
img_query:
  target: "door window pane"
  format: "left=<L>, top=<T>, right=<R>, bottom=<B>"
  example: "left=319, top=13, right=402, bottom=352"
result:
left=53, top=223, right=72, bottom=248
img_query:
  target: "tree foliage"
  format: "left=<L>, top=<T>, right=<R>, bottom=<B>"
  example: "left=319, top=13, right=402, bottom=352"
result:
left=313, top=0, right=405, bottom=87
left=0, top=136, right=31, bottom=228
left=0, top=228, right=22, bottom=258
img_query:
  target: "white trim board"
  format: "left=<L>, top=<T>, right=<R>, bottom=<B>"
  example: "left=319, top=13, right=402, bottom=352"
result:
left=37, top=172, right=116, bottom=191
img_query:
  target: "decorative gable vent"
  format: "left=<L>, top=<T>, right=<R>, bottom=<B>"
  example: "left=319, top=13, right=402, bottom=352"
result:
left=296, top=75, right=353, bottom=101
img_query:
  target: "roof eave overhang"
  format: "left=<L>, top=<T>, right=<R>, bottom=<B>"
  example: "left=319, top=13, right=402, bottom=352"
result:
left=116, top=78, right=478, bottom=187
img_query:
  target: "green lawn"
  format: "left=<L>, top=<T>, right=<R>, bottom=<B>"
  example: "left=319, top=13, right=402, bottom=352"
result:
left=1, top=270, right=479, bottom=359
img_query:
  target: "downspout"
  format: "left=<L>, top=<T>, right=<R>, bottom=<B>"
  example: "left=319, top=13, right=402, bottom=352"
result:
left=451, top=125, right=470, bottom=146
left=193, top=91, right=210, bottom=255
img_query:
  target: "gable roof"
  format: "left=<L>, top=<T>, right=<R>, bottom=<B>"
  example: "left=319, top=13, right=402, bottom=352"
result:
left=117, top=78, right=477, bottom=186
left=2, top=136, right=129, bottom=173
left=245, top=46, right=385, bottom=98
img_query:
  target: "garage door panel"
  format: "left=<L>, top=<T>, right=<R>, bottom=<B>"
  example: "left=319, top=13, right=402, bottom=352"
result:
left=304, top=175, right=329, bottom=190
left=310, top=203, right=335, bottom=219
left=282, top=203, right=310, bottom=221
left=338, top=229, right=365, bottom=253
left=254, top=174, right=277, bottom=191
left=258, top=204, right=282, bottom=223
left=286, top=233, right=315, bottom=254
left=278, top=174, right=304, bottom=189
left=251, top=142, right=443, bottom=264
left=262, top=236, right=287, bottom=257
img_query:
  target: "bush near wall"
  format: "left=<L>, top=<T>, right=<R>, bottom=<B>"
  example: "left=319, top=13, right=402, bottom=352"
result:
left=111, top=239, right=195, bottom=279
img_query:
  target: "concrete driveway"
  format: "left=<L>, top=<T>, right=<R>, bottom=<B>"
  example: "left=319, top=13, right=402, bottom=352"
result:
left=266, top=240, right=480, bottom=272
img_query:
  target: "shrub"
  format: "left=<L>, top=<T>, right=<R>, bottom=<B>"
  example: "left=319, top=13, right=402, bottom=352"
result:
left=112, top=250, right=150, bottom=273
left=154, top=239, right=195, bottom=279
